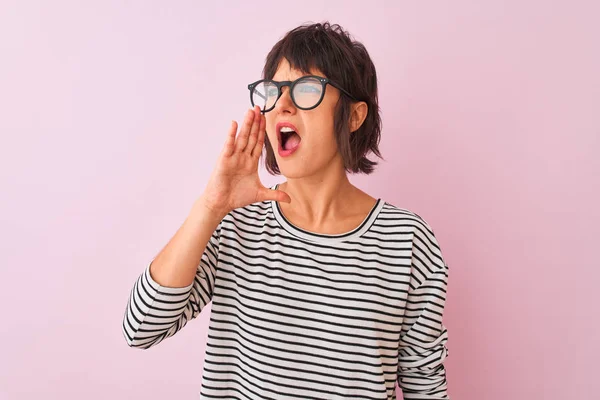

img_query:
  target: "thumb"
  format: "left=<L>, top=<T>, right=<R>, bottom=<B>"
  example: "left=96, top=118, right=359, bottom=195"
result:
left=258, top=187, right=291, bottom=203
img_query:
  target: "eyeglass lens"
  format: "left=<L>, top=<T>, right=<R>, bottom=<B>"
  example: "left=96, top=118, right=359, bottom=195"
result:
left=252, top=77, right=323, bottom=111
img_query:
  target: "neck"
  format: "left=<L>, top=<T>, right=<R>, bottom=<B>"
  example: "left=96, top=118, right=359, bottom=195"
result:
left=278, top=169, right=357, bottom=225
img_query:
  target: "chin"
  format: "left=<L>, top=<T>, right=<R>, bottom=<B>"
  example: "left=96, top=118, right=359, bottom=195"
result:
left=280, top=162, right=330, bottom=181
left=276, top=158, right=310, bottom=179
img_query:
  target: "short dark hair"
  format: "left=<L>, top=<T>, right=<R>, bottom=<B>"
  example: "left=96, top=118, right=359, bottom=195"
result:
left=261, top=21, right=383, bottom=175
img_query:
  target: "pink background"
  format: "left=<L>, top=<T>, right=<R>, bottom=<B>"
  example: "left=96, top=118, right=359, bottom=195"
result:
left=1, top=1, right=598, bottom=399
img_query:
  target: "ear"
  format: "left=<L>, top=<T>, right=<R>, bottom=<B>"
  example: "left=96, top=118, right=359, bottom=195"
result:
left=349, top=101, right=368, bottom=133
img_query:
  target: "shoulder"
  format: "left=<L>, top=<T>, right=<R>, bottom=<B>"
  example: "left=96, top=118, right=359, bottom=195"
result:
left=379, top=201, right=445, bottom=253
left=222, top=200, right=274, bottom=226
left=378, top=200, right=436, bottom=236
left=382, top=201, right=448, bottom=270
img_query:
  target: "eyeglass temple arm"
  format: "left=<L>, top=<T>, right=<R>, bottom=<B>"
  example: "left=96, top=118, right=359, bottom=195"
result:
left=254, top=89, right=267, bottom=102
left=329, top=81, right=358, bottom=101
left=249, top=85, right=268, bottom=113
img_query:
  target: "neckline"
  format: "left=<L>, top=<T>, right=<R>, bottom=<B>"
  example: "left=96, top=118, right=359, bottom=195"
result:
left=269, top=183, right=385, bottom=243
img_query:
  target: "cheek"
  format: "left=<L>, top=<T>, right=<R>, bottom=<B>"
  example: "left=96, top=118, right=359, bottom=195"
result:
left=305, top=125, right=337, bottom=154
left=311, top=111, right=337, bottom=146
left=264, top=119, right=276, bottom=141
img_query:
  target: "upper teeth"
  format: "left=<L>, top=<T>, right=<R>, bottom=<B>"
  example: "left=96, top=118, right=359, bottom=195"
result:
left=280, top=126, right=295, bottom=133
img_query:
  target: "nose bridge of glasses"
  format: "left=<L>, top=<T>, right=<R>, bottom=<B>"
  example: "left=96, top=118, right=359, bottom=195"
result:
left=275, top=81, right=294, bottom=106
left=278, top=81, right=293, bottom=94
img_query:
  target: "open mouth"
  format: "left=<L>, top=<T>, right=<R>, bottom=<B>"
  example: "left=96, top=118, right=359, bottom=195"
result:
left=280, top=130, right=301, bottom=150
left=279, top=127, right=301, bottom=151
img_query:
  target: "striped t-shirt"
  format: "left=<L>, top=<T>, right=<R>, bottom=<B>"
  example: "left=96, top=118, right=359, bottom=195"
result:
left=122, top=184, right=450, bottom=399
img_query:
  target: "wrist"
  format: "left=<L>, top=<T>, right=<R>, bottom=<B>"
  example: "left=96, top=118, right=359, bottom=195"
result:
left=191, top=196, right=228, bottom=222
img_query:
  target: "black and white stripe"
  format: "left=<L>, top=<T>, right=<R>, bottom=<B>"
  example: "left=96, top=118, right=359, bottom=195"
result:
left=123, top=185, right=450, bottom=399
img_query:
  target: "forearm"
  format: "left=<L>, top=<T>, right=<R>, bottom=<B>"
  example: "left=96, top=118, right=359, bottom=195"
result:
left=398, top=344, right=449, bottom=399
left=149, top=196, right=225, bottom=288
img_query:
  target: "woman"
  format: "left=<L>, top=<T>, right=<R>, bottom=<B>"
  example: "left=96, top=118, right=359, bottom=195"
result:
left=122, top=22, right=450, bottom=399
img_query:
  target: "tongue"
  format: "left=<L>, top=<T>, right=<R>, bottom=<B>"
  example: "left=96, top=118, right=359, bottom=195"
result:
left=284, top=133, right=301, bottom=150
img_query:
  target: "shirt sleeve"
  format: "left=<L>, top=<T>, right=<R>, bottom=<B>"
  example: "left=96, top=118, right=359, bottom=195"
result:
left=397, top=217, right=450, bottom=399
left=121, top=221, right=221, bottom=349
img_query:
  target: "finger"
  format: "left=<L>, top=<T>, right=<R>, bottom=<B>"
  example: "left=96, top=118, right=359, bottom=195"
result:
left=257, top=187, right=291, bottom=203
left=221, top=120, right=238, bottom=157
left=245, top=107, right=259, bottom=154
left=245, top=106, right=261, bottom=153
left=234, top=108, right=255, bottom=153
left=251, top=113, right=266, bottom=159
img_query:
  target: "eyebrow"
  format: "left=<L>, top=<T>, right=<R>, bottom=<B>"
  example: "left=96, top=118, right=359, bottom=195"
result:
left=271, top=74, right=325, bottom=81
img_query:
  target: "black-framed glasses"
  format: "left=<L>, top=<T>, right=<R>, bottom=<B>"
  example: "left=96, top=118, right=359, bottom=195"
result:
left=247, top=75, right=358, bottom=113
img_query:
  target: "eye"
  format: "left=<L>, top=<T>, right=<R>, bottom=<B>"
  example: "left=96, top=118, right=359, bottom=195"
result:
left=298, top=85, right=320, bottom=93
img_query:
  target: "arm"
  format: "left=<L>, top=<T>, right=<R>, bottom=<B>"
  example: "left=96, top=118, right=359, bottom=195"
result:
left=397, top=218, right=450, bottom=399
left=121, top=198, right=225, bottom=349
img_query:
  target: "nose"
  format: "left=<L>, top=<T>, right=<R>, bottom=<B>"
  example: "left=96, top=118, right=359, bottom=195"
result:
left=274, top=85, right=295, bottom=114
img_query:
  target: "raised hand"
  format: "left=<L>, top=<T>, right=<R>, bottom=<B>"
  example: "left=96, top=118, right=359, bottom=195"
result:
left=199, top=106, right=291, bottom=218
